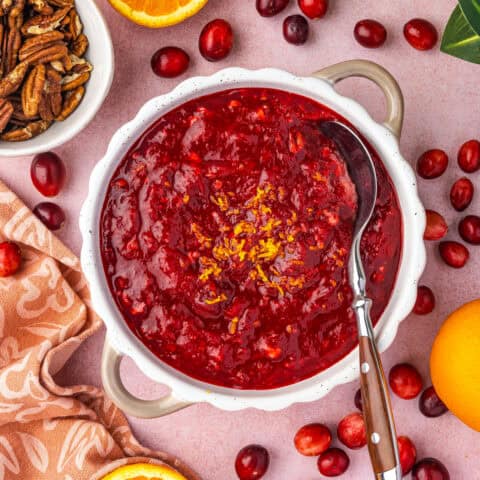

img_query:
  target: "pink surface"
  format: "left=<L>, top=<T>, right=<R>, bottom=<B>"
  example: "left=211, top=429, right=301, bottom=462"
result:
left=1, top=0, right=479, bottom=478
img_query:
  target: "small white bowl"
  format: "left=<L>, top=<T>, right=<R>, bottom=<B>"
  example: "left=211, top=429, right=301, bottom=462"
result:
left=0, top=0, right=114, bottom=157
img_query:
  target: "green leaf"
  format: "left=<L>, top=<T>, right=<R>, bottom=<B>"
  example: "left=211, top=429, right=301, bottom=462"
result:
left=441, top=5, right=480, bottom=64
left=459, top=0, right=480, bottom=35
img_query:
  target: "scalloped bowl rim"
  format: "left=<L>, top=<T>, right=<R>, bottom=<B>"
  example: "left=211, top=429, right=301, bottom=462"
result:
left=79, top=67, right=426, bottom=411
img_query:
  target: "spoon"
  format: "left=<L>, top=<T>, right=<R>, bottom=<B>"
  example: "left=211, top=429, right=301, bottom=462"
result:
left=320, top=120, right=402, bottom=480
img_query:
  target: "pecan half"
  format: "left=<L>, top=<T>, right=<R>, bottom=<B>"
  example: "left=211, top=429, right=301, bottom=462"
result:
left=38, top=65, right=61, bottom=120
left=21, top=6, right=70, bottom=36
left=3, top=26, right=22, bottom=73
left=21, top=42, right=68, bottom=65
left=19, top=30, right=65, bottom=60
left=56, top=83, right=82, bottom=120
left=1, top=118, right=50, bottom=140
left=21, top=63, right=45, bottom=117
left=28, top=0, right=53, bottom=14
left=0, top=98, right=14, bottom=132
left=0, top=61, right=28, bottom=97
left=70, top=32, right=87, bottom=57
left=61, top=69, right=89, bottom=91
left=63, top=6, right=81, bottom=39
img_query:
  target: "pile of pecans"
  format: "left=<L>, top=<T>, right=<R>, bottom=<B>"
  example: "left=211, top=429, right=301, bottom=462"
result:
left=0, top=0, right=91, bottom=141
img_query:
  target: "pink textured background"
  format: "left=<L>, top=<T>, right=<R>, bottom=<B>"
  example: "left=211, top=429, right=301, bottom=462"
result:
left=1, top=0, right=479, bottom=478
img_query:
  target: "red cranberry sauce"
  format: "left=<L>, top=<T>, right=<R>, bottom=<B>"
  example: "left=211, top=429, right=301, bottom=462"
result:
left=100, top=88, right=402, bottom=389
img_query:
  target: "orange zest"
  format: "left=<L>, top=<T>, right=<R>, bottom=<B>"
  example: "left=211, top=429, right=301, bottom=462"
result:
left=101, top=463, right=188, bottom=480
left=108, top=0, right=208, bottom=28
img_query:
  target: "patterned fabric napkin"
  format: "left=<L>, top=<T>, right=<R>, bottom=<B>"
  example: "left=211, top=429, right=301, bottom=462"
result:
left=0, top=179, right=200, bottom=480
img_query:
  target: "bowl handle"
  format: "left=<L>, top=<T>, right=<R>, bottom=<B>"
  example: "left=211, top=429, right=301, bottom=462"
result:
left=312, top=60, right=404, bottom=139
left=101, top=338, right=192, bottom=418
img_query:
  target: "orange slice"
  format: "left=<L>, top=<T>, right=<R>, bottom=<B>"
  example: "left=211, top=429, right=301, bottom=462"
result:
left=108, top=0, right=208, bottom=28
left=102, top=463, right=188, bottom=480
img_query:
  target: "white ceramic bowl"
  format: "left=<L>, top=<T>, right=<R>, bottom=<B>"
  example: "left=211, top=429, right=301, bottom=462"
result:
left=0, top=0, right=114, bottom=157
left=80, top=61, right=426, bottom=418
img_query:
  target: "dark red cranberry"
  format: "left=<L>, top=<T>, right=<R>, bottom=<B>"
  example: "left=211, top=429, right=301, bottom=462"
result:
left=389, top=363, right=423, bottom=399
left=298, top=0, right=328, bottom=19
left=419, top=386, right=448, bottom=418
left=317, top=448, right=350, bottom=477
left=0, top=241, right=21, bottom=277
left=199, top=19, right=233, bottom=62
left=424, top=210, right=448, bottom=241
left=294, top=423, right=332, bottom=456
left=459, top=215, right=480, bottom=245
left=31, top=152, right=66, bottom=197
left=416, top=149, right=448, bottom=179
left=412, top=458, right=450, bottom=480
left=354, top=388, right=363, bottom=411
left=33, top=202, right=65, bottom=231
left=337, top=412, right=366, bottom=449
left=235, top=445, right=269, bottom=480
left=413, top=286, right=435, bottom=315
left=151, top=47, right=190, bottom=78
left=256, top=0, right=289, bottom=17
left=354, top=19, right=387, bottom=48
left=439, top=241, right=469, bottom=268
left=398, top=436, right=417, bottom=476
left=458, top=139, right=480, bottom=173
left=283, top=15, right=309, bottom=45
left=404, top=19, right=438, bottom=51
left=450, top=177, right=474, bottom=211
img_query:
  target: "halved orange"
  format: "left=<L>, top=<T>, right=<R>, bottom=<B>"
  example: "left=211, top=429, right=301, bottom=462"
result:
left=102, top=463, right=188, bottom=480
left=108, top=0, right=209, bottom=28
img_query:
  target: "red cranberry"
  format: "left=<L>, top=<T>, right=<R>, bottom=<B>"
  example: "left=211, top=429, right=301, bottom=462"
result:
left=256, top=0, right=289, bottom=17
left=199, top=19, right=233, bottom=62
left=0, top=241, right=21, bottom=277
left=412, top=458, right=450, bottom=480
left=354, top=388, right=363, bottom=411
left=337, top=412, right=366, bottom=449
left=450, top=177, right=474, bottom=211
left=283, top=15, right=309, bottom=45
left=398, top=436, right=417, bottom=476
left=33, top=202, right=65, bottom=231
left=294, top=423, right=332, bottom=456
left=298, top=0, right=328, bottom=19
left=354, top=19, right=387, bottom=48
left=424, top=210, right=448, bottom=241
left=419, top=386, right=448, bottom=418
left=459, top=215, right=480, bottom=245
left=317, top=448, right=350, bottom=477
left=439, top=241, right=469, bottom=268
left=31, top=152, right=66, bottom=197
left=235, top=445, right=269, bottom=480
left=151, top=47, right=189, bottom=78
left=413, top=286, right=435, bottom=315
left=416, top=149, right=448, bottom=179
left=389, top=363, right=423, bottom=399
left=458, top=139, right=480, bottom=173
left=403, top=19, right=438, bottom=51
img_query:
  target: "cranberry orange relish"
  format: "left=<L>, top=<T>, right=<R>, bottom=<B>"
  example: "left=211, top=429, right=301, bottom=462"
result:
left=100, top=88, right=402, bottom=389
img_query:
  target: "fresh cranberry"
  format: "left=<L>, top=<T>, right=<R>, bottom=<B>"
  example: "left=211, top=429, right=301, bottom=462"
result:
left=256, top=0, right=289, bottom=17
left=419, top=386, right=448, bottom=418
left=389, top=363, right=423, bottom=399
left=33, top=202, right=65, bottom=231
left=337, top=412, right=366, bottom=449
left=459, top=215, right=480, bottom=245
left=413, top=286, right=435, bottom=315
left=458, top=139, right=480, bottom=173
left=424, top=210, right=448, bottom=241
left=30, top=152, right=66, bottom=197
left=0, top=241, right=21, bottom=277
left=317, top=448, right=350, bottom=477
left=354, top=388, right=363, bottom=411
left=403, top=19, right=438, bottom=50
left=235, top=445, right=269, bottom=480
left=354, top=19, right=387, bottom=48
left=151, top=47, right=189, bottom=78
left=398, top=436, right=417, bottom=476
left=412, top=458, right=450, bottom=480
left=298, top=0, right=328, bottom=19
left=199, top=19, right=233, bottom=62
left=416, top=149, right=448, bottom=179
left=439, top=241, right=469, bottom=268
left=294, top=423, right=332, bottom=456
left=283, top=15, right=309, bottom=45
left=450, top=177, right=474, bottom=211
